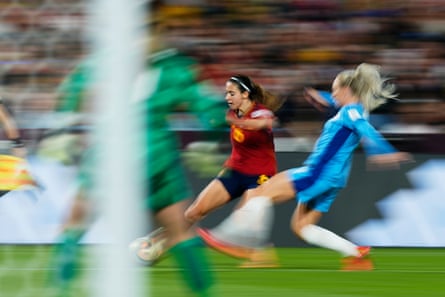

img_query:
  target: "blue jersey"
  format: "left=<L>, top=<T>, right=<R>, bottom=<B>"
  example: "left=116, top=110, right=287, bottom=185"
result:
left=297, top=103, right=395, bottom=189
left=318, top=90, right=337, bottom=108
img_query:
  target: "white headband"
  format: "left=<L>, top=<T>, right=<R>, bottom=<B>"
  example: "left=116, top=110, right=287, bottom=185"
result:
left=230, top=77, right=251, bottom=93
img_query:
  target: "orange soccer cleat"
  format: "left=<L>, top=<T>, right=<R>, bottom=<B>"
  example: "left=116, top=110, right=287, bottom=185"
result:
left=197, top=227, right=253, bottom=259
left=341, top=246, right=374, bottom=271
left=239, top=246, right=279, bottom=268
left=197, top=228, right=279, bottom=268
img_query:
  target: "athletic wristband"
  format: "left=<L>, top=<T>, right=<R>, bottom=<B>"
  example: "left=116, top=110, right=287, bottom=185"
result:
left=10, top=138, right=25, bottom=148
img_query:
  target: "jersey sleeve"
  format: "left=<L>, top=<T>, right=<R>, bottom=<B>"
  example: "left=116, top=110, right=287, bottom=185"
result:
left=316, top=90, right=339, bottom=118
left=345, top=107, right=396, bottom=155
left=56, top=60, right=92, bottom=112
left=189, top=80, right=227, bottom=129
left=169, top=58, right=226, bottom=129
left=251, top=108, right=274, bottom=119
left=318, top=91, right=337, bottom=108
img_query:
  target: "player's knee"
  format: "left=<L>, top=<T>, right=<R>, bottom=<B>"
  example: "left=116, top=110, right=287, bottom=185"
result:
left=184, top=206, right=202, bottom=223
left=245, top=188, right=256, bottom=198
left=290, top=221, right=305, bottom=239
left=184, top=207, right=194, bottom=222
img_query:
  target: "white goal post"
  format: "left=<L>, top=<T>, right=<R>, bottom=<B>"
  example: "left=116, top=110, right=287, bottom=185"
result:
left=88, top=0, right=147, bottom=296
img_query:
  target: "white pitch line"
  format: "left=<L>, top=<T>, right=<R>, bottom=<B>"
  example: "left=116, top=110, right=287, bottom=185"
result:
left=1, top=267, right=444, bottom=274
left=139, top=267, right=445, bottom=274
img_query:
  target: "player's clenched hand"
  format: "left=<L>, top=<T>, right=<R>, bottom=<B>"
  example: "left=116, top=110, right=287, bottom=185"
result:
left=367, top=152, right=414, bottom=170
left=303, top=87, right=330, bottom=112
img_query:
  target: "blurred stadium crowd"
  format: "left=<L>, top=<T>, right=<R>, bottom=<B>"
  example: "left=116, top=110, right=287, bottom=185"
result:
left=0, top=0, right=444, bottom=135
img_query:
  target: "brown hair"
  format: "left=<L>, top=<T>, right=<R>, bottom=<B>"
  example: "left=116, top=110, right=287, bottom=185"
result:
left=228, top=74, right=284, bottom=112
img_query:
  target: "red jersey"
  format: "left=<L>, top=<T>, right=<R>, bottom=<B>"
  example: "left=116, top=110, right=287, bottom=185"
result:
left=224, top=103, right=277, bottom=176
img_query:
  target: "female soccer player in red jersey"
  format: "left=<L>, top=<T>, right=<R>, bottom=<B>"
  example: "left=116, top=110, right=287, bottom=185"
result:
left=184, top=74, right=282, bottom=266
left=185, top=74, right=280, bottom=223
left=134, top=74, right=283, bottom=267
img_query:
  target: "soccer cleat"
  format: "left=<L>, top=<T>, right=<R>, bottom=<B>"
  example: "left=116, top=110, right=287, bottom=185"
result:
left=341, top=246, right=374, bottom=271
left=341, top=257, right=374, bottom=271
left=357, top=246, right=371, bottom=258
left=239, top=246, right=279, bottom=268
left=198, top=228, right=279, bottom=267
left=197, top=228, right=254, bottom=259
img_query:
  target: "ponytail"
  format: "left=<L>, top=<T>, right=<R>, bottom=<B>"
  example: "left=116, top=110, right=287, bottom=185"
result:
left=229, top=75, right=284, bottom=112
left=337, top=63, right=397, bottom=111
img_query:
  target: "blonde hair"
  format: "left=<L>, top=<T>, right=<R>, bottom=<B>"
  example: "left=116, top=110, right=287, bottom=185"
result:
left=336, top=63, right=397, bottom=111
left=229, top=75, right=284, bottom=112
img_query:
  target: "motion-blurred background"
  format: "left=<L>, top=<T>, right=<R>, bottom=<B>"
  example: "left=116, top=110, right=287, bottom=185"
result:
left=1, top=0, right=444, bottom=134
left=0, top=0, right=443, bottom=246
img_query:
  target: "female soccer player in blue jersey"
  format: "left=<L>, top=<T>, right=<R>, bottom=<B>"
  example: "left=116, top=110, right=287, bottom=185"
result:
left=202, top=63, right=413, bottom=270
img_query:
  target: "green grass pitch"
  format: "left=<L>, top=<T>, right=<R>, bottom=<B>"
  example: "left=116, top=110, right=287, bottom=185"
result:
left=0, top=246, right=444, bottom=297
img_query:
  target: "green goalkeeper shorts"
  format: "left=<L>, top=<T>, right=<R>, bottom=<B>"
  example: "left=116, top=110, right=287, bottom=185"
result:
left=147, top=163, right=193, bottom=212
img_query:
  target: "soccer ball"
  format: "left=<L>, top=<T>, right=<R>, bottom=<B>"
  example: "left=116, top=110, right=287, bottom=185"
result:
left=128, top=234, right=166, bottom=266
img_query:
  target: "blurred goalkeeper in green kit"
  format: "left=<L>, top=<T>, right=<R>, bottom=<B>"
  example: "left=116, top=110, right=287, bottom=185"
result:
left=51, top=1, right=226, bottom=296
left=135, top=1, right=227, bottom=296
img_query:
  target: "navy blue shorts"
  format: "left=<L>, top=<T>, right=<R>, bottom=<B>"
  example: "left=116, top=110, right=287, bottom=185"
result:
left=216, top=168, right=271, bottom=201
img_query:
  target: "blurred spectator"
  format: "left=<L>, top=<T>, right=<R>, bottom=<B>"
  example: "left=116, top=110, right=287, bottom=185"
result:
left=0, top=0, right=443, bottom=134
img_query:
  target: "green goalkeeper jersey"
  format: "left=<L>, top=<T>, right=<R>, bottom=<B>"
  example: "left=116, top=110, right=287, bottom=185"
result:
left=135, top=48, right=226, bottom=178
left=56, top=48, right=226, bottom=210
left=58, top=49, right=226, bottom=174
left=56, top=58, right=94, bottom=112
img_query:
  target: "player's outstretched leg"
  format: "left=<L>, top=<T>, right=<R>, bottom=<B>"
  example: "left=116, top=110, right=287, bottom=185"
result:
left=198, top=227, right=278, bottom=268
left=197, top=227, right=253, bottom=259
left=299, top=224, right=374, bottom=271
left=198, top=196, right=279, bottom=268
left=49, top=228, right=85, bottom=294
left=170, top=236, right=216, bottom=297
